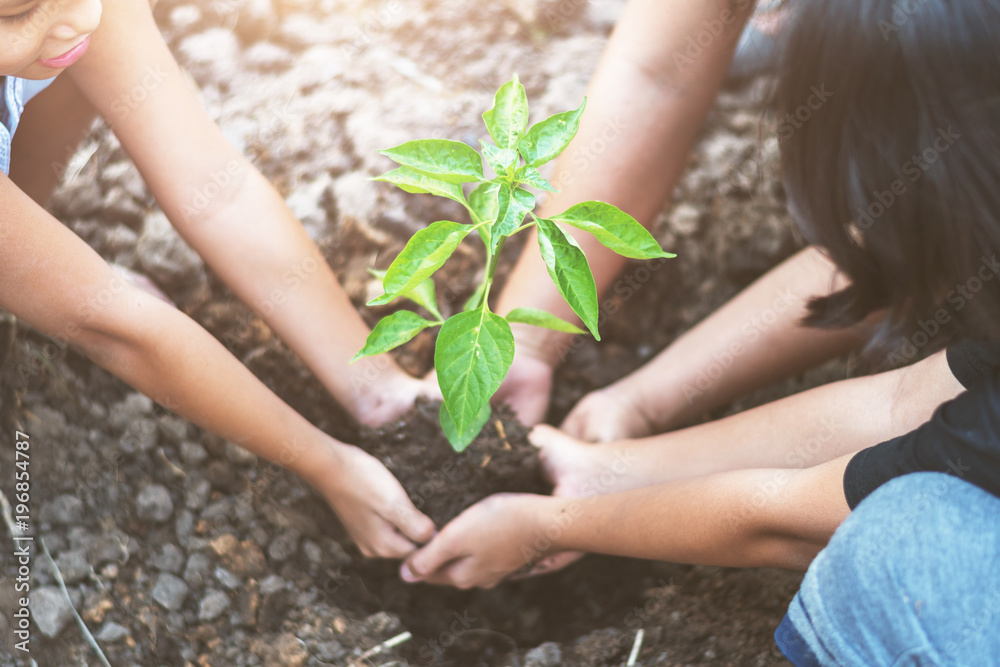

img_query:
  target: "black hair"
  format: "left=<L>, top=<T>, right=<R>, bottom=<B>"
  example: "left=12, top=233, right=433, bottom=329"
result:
left=775, top=0, right=1000, bottom=355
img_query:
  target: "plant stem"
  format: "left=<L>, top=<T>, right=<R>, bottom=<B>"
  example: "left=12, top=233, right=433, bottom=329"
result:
left=507, top=220, right=537, bottom=237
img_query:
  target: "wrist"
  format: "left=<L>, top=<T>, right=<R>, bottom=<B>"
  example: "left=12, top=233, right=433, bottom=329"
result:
left=511, top=324, right=570, bottom=368
left=524, top=495, right=583, bottom=557
left=287, top=430, right=346, bottom=492
left=603, top=379, right=661, bottom=434
left=338, top=362, right=423, bottom=427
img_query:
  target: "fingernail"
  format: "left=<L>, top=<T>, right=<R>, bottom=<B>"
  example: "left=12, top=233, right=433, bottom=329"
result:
left=400, top=563, right=418, bottom=583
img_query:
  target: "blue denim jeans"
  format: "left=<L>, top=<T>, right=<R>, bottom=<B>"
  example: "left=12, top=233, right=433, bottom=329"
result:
left=776, top=472, right=1000, bottom=666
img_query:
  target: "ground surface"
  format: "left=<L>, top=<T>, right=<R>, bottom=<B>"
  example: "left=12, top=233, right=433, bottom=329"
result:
left=0, top=0, right=851, bottom=664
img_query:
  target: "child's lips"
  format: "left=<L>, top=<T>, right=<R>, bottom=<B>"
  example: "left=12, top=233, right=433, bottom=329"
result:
left=38, top=35, right=90, bottom=69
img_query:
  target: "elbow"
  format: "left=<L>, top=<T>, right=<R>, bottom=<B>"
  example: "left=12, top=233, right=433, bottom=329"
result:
left=68, top=290, right=166, bottom=373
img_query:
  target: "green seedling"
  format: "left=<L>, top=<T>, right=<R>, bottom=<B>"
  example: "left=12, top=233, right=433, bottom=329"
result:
left=354, top=74, right=674, bottom=451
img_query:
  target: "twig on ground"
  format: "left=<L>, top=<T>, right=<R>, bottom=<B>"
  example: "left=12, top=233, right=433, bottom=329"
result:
left=0, top=487, right=112, bottom=667
left=352, top=630, right=412, bottom=666
left=38, top=536, right=113, bottom=667
left=627, top=628, right=645, bottom=666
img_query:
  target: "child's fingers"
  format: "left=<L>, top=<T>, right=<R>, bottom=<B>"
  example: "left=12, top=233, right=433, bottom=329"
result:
left=400, top=534, right=461, bottom=584
left=526, top=423, right=562, bottom=448
left=391, top=503, right=436, bottom=545
left=365, top=522, right=420, bottom=560
left=509, top=551, right=585, bottom=579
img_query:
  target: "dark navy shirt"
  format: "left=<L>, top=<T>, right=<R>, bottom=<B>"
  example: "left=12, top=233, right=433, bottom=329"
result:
left=844, top=340, right=1000, bottom=508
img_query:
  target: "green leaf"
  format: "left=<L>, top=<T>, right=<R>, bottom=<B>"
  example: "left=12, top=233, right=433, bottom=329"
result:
left=480, top=141, right=519, bottom=178
left=535, top=217, right=600, bottom=340
left=440, top=400, right=491, bottom=452
left=516, top=164, right=557, bottom=192
left=352, top=310, right=438, bottom=361
left=492, top=184, right=535, bottom=244
left=505, top=307, right=585, bottom=334
left=370, top=268, right=444, bottom=321
left=518, top=99, right=586, bottom=168
left=374, top=166, right=468, bottom=207
left=434, top=309, right=515, bottom=440
left=379, top=139, right=484, bottom=184
left=549, top=201, right=675, bottom=260
left=483, top=74, right=529, bottom=150
left=469, top=181, right=500, bottom=224
left=367, top=221, right=472, bottom=306
left=404, top=277, right=443, bottom=321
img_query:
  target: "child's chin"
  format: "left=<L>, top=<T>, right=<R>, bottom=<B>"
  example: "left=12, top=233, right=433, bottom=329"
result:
left=13, top=64, right=62, bottom=80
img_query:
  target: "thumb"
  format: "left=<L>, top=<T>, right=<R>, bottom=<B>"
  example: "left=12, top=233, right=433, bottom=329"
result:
left=527, top=424, right=562, bottom=448
left=389, top=499, right=436, bottom=545
left=400, top=532, right=457, bottom=583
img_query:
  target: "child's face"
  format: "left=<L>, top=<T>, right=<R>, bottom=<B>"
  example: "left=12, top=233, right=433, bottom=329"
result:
left=0, top=0, right=101, bottom=79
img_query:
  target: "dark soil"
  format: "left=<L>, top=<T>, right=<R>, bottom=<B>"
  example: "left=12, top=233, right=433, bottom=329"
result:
left=359, top=399, right=548, bottom=526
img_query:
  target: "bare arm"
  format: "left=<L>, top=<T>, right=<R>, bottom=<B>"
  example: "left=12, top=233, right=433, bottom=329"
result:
left=0, top=174, right=433, bottom=556
left=400, top=349, right=965, bottom=587
left=545, top=349, right=964, bottom=494
left=66, top=0, right=423, bottom=426
left=494, top=0, right=757, bottom=423
left=564, top=246, right=878, bottom=440
left=401, top=454, right=853, bottom=589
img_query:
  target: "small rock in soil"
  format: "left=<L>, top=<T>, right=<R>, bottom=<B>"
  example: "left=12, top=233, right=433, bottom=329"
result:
left=259, top=574, right=285, bottom=595
left=301, top=539, right=322, bottom=565
left=198, top=589, right=231, bottom=622
left=211, top=534, right=268, bottom=578
left=53, top=549, right=90, bottom=585
left=313, top=639, right=346, bottom=662
left=176, top=28, right=241, bottom=83
left=120, top=418, right=158, bottom=453
left=136, top=484, right=174, bottom=523
left=234, top=581, right=259, bottom=627
left=243, top=41, right=293, bottom=72
left=179, top=440, right=209, bottom=465
left=524, top=642, right=563, bottom=667
left=272, top=631, right=309, bottom=667
left=95, top=621, right=129, bottom=643
left=225, top=440, right=258, bottom=465
left=268, top=528, right=299, bottom=562
left=152, top=573, right=190, bottom=611
left=108, top=392, right=154, bottom=431
left=137, top=210, right=205, bottom=290
left=157, top=414, right=190, bottom=442
left=214, top=566, right=242, bottom=590
left=151, top=543, right=185, bottom=573
left=228, top=0, right=277, bottom=44
left=185, top=476, right=212, bottom=510
left=184, top=552, right=213, bottom=588
left=258, top=588, right=296, bottom=633
left=92, top=534, right=129, bottom=566
left=40, top=495, right=84, bottom=526
left=24, top=405, right=66, bottom=442
left=31, top=587, right=74, bottom=638
left=175, top=509, right=195, bottom=545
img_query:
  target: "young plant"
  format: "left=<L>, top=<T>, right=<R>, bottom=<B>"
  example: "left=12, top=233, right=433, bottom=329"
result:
left=354, top=74, right=674, bottom=451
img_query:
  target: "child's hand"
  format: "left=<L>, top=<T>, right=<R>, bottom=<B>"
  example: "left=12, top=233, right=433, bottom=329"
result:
left=491, top=352, right=553, bottom=426
left=314, top=442, right=436, bottom=558
left=509, top=424, right=651, bottom=578
left=399, top=493, right=556, bottom=589
left=560, top=388, right=655, bottom=442
left=354, top=372, right=436, bottom=428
